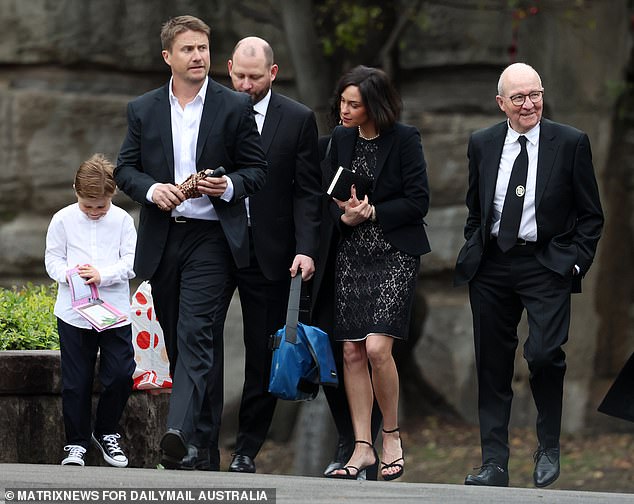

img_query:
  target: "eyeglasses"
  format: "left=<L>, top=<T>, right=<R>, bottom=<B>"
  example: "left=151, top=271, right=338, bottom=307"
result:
left=505, top=91, right=544, bottom=107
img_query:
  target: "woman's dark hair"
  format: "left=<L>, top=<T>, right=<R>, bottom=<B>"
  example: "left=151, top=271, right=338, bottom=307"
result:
left=330, top=65, right=402, bottom=132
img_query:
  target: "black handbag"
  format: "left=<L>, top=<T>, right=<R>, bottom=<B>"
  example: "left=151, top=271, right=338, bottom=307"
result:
left=268, top=274, right=338, bottom=401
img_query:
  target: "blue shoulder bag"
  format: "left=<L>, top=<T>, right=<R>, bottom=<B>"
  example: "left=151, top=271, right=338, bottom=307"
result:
left=268, top=274, right=338, bottom=401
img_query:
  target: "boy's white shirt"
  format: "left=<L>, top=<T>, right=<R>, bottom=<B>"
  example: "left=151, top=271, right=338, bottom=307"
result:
left=45, top=202, right=137, bottom=329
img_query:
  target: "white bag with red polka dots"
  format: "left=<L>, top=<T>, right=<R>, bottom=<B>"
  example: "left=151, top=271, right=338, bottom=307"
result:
left=130, top=281, right=172, bottom=391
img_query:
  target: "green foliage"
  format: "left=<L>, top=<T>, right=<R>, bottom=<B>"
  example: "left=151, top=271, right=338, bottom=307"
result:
left=316, top=1, right=390, bottom=56
left=0, top=283, right=59, bottom=350
left=313, top=0, right=428, bottom=69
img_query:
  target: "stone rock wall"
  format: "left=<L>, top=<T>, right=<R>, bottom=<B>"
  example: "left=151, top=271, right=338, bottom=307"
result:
left=0, top=0, right=632, bottom=438
left=0, top=351, right=170, bottom=467
left=397, top=1, right=633, bottom=433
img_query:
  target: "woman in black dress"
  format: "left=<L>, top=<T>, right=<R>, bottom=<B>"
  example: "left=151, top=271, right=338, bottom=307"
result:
left=325, top=66, right=431, bottom=480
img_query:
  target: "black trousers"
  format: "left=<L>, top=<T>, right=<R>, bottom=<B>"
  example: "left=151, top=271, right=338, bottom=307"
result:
left=233, top=247, right=289, bottom=458
left=58, top=319, right=134, bottom=449
left=468, top=242, right=571, bottom=468
left=202, top=233, right=289, bottom=460
left=150, top=220, right=236, bottom=452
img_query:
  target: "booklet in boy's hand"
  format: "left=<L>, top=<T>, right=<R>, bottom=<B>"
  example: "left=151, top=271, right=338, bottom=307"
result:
left=67, top=267, right=127, bottom=332
left=326, top=166, right=373, bottom=201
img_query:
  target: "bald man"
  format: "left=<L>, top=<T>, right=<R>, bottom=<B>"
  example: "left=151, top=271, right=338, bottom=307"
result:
left=223, top=36, right=322, bottom=473
left=454, top=63, right=603, bottom=487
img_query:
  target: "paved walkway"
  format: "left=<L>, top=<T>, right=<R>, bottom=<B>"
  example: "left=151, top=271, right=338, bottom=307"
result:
left=1, top=464, right=633, bottom=504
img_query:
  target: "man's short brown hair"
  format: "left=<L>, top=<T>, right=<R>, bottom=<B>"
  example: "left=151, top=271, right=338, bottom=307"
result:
left=160, top=15, right=211, bottom=51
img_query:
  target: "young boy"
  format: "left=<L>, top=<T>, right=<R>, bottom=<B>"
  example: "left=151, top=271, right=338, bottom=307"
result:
left=45, top=153, right=137, bottom=467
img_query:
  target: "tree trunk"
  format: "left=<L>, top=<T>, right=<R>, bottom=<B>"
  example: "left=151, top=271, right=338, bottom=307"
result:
left=278, top=0, right=333, bottom=133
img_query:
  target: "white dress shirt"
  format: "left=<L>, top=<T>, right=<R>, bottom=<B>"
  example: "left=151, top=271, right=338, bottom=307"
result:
left=491, top=122, right=540, bottom=242
left=45, top=202, right=137, bottom=329
left=252, top=90, right=271, bottom=134
left=146, top=77, right=233, bottom=218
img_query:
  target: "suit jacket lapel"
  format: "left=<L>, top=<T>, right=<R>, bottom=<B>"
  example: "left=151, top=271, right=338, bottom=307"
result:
left=338, top=127, right=358, bottom=169
left=535, top=119, right=558, bottom=209
left=196, top=78, right=223, bottom=164
left=260, top=93, right=281, bottom=153
left=373, top=127, right=395, bottom=185
left=481, top=122, right=507, bottom=240
left=157, top=84, right=175, bottom=182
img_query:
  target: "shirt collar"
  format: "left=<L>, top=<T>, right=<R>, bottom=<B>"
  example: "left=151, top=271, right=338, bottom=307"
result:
left=505, top=120, right=540, bottom=146
left=253, top=89, right=272, bottom=117
left=168, top=76, right=209, bottom=106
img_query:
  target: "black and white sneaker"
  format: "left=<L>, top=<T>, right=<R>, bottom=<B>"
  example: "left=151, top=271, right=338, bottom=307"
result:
left=92, top=433, right=128, bottom=468
left=61, top=445, right=86, bottom=466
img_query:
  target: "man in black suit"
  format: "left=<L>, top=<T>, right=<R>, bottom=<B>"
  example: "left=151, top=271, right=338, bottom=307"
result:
left=114, top=15, right=267, bottom=470
left=223, top=36, right=322, bottom=473
left=454, top=63, right=603, bottom=488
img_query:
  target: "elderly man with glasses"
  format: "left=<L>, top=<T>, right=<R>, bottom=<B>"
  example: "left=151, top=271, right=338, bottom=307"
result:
left=454, top=62, right=604, bottom=488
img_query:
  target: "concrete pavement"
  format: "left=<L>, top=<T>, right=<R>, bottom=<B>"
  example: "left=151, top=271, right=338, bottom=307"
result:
left=2, top=464, right=634, bottom=504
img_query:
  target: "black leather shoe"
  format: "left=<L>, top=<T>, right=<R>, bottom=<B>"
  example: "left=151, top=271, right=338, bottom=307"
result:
left=464, top=463, right=509, bottom=487
left=160, top=429, right=187, bottom=469
left=533, top=447, right=560, bottom=488
left=229, top=453, right=256, bottom=473
left=180, top=445, right=217, bottom=471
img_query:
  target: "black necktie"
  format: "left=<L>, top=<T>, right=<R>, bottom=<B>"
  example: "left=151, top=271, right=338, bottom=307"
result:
left=497, top=135, right=528, bottom=252
left=253, top=107, right=262, bottom=134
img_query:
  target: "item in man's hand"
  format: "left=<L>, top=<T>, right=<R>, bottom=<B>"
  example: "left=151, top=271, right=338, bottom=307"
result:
left=177, top=167, right=226, bottom=199
left=326, top=166, right=373, bottom=201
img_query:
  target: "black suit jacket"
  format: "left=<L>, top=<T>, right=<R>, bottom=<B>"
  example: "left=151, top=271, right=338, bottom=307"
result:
left=454, top=118, right=604, bottom=291
left=311, top=124, right=431, bottom=324
left=249, top=92, right=321, bottom=281
left=115, top=78, right=268, bottom=279
left=327, top=123, right=431, bottom=257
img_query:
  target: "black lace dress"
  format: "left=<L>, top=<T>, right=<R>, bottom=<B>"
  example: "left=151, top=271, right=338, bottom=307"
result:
left=334, top=137, right=419, bottom=342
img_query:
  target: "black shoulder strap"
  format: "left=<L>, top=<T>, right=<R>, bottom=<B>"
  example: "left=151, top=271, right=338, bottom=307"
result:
left=284, top=274, right=302, bottom=344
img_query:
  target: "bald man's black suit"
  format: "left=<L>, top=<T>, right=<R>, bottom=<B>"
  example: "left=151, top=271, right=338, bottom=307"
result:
left=454, top=117, right=603, bottom=471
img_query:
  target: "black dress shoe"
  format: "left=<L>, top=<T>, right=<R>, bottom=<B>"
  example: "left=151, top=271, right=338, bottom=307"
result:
left=160, top=429, right=187, bottom=469
left=229, top=453, right=256, bottom=473
left=181, top=445, right=217, bottom=471
left=464, top=463, right=509, bottom=487
left=533, top=447, right=560, bottom=488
